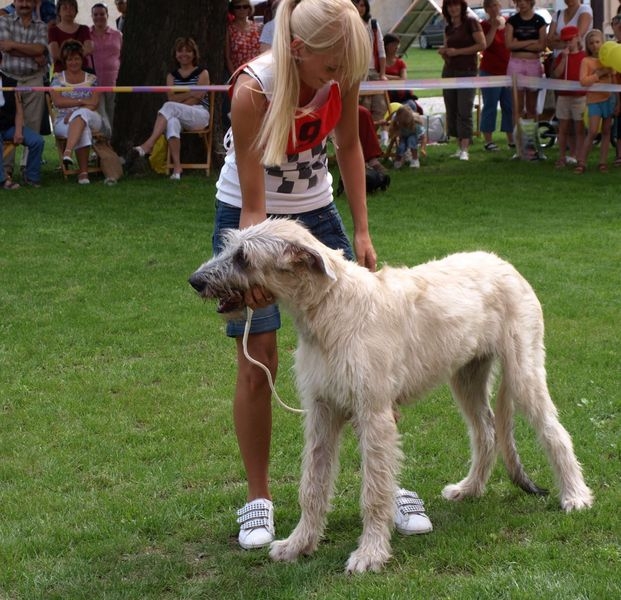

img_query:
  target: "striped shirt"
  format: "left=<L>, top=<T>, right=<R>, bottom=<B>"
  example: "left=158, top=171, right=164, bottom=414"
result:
left=171, top=67, right=209, bottom=112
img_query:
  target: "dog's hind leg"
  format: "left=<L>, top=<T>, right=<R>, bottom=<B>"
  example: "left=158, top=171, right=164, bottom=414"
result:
left=443, top=356, right=498, bottom=501
left=495, top=377, right=548, bottom=496
left=500, top=357, right=593, bottom=512
left=270, top=399, right=346, bottom=563
left=345, top=408, right=402, bottom=573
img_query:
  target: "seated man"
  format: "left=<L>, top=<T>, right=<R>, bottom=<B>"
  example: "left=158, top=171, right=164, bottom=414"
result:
left=0, top=69, right=44, bottom=189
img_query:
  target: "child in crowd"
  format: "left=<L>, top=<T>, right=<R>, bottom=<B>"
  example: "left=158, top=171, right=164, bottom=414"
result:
left=551, top=25, right=586, bottom=168
left=611, top=14, right=621, bottom=166
left=388, top=101, right=426, bottom=169
left=575, top=29, right=618, bottom=173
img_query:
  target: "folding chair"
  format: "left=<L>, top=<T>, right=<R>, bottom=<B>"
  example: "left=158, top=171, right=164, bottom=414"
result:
left=46, top=93, right=102, bottom=181
left=166, top=90, right=216, bottom=176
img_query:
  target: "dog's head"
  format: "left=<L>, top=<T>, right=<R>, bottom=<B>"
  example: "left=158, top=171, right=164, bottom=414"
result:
left=188, top=218, right=338, bottom=315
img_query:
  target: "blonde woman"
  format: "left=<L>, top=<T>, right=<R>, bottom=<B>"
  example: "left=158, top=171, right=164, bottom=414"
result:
left=212, top=0, right=432, bottom=550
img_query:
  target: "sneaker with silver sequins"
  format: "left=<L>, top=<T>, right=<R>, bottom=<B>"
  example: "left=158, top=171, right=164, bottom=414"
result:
left=394, top=488, right=433, bottom=535
left=237, top=498, right=275, bottom=549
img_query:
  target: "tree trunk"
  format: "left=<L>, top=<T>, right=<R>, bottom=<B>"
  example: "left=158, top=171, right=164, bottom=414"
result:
left=112, top=0, right=227, bottom=161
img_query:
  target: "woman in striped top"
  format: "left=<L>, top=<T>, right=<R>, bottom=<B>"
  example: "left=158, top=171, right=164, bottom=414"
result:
left=133, top=37, right=210, bottom=180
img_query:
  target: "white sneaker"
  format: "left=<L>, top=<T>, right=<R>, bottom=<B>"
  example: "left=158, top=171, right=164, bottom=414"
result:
left=393, top=160, right=403, bottom=169
left=394, top=488, right=433, bottom=535
left=459, top=150, right=469, bottom=161
left=237, top=498, right=275, bottom=549
left=170, top=172, right=181, bottom=181
left=410, top=159, right=420, bottom=169
left=451, top=150, right=462, bottom=158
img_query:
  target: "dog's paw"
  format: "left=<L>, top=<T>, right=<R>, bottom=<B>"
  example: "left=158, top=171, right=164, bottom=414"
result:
left=269, top=536, right=316, bottom=563
left=442, top=483, right=468, bottom=501
left=442, top=480, right=484, bottom=501
left=345, top=547, right=390, bottom=574
left=561, top=486, right=594, bottom=512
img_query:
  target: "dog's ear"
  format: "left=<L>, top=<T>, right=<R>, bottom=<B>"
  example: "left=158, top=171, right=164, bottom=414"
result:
left=284, top=243, right=337, bottom=281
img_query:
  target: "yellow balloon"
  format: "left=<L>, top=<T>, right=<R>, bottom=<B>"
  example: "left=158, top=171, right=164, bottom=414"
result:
left=384, top=102, right=402, bottom=121
left=599, top=41, right=616, bottom=67
left=607, top=44, right=621, bottom=73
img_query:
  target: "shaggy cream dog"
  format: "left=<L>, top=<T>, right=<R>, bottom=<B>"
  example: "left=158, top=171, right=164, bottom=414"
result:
left=189, top=218, right=593, bottom=573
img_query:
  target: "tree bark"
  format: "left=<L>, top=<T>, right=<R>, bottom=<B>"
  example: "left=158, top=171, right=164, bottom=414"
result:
left=112, top=0, right=227, bottom=158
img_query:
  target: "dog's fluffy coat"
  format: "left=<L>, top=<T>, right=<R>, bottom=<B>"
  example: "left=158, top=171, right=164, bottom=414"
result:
left=189, top=218, right=593, bottom=573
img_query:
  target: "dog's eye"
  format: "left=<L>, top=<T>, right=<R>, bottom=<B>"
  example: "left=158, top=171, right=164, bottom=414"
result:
left=234, top=248, right=249, bottom=269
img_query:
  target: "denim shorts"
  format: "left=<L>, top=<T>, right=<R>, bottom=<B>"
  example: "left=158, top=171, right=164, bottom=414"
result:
left=588, top=94, right=617, bottom=119
left=212, top=201, right=354, bottom=337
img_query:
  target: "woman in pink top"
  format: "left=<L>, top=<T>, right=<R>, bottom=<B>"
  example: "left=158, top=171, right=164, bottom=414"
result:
left=90, top=2, right=122, bottom=127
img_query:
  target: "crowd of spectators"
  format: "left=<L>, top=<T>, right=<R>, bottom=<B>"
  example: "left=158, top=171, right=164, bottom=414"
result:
left=0, top=0, right=124, bottom=185
left=0, top=0, right=619, bottom=187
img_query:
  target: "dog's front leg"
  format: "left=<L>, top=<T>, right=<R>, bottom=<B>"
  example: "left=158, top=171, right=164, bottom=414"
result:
left=270, top=400, right=346, bottom=563
left=346, top=408, right=402, bottom=573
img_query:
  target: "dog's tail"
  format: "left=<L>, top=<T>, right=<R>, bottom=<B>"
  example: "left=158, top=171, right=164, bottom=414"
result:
left=496, top=379, right=548, bottom=496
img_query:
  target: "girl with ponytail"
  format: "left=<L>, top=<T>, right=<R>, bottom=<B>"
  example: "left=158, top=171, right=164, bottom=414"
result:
left=212, top=0, right=432, bottom=550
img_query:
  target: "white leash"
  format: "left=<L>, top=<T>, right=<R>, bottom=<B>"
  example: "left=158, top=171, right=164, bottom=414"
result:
left=242, top=308, right=306, bottom=415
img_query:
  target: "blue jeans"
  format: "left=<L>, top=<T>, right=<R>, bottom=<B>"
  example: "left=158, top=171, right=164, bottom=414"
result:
left=0, top=126, right=44, bottom=184
left=212, top=201, right=353, bottom=337
left=479, top=69, right=513, bottom=134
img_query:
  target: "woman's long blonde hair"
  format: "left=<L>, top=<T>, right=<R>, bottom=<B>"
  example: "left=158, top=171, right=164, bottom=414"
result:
left=257, top=0, right=371, bottom=166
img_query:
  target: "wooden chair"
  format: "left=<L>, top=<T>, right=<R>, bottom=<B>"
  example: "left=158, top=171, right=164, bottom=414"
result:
left=166, top=90, right=215, bottom=177
left=2, top=141, right=16, bottom=160
left=46, top=94, right=103, bottom=181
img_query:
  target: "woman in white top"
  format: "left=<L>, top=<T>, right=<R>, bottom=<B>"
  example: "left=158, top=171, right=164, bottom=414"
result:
left=547, top=0, right=593, bottom=54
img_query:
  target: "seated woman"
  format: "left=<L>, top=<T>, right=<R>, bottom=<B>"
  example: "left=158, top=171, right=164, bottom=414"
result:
left=50, top=40, right=103, bottom=185
left=132, top=37, right=210, bottom=181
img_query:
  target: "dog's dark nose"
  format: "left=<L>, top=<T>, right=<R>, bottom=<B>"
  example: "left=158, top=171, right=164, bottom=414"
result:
left=188, top=273, right=204, bottom=293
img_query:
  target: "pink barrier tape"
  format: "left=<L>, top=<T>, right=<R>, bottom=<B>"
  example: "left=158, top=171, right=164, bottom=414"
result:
left=516, top=75, right=621, bottom=93
left=2, top=76, right=620, bottom=93
left=0, top=84, right=231, bottom=93
left=360, top=75, right=621, bottom=93
left=361, top=76, right=510, bottom=90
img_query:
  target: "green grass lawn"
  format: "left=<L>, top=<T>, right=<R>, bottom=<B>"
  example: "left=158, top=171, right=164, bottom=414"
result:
left=0, top=139, right=620, bottom=599
left=402, top=47, right=445, bottom=97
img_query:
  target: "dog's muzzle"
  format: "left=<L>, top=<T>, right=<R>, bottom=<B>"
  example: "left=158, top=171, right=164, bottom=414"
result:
left=188, top=272, right=207, bottom=294
left=188, top=273, right=245, bottom=314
